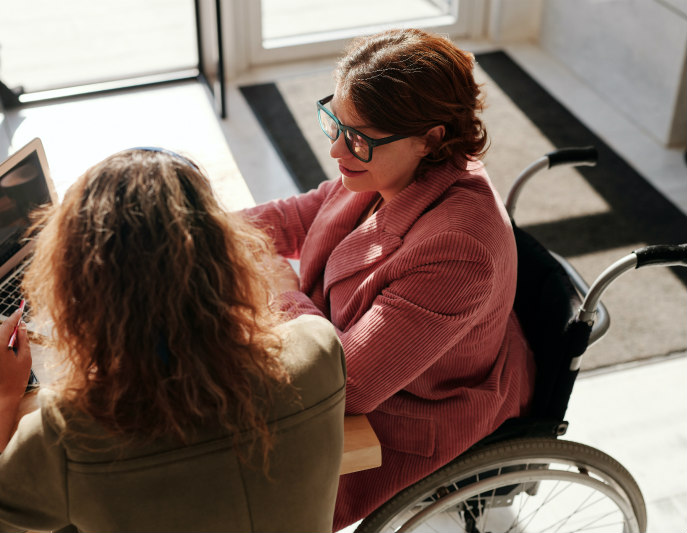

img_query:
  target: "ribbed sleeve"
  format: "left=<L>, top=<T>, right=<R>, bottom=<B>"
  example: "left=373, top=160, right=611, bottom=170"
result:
left=241, top=179, right=337, bottom=260
left=341, top=232, right=495, bottom=414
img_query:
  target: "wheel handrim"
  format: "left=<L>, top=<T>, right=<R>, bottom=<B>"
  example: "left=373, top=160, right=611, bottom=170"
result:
left=382, top=460, right=641, bottom=533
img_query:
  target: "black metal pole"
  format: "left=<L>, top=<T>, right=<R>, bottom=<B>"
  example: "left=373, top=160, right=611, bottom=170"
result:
left=194, top=0, right=206, bottom=83
left=0, top=79, right=21, bottom=109
left=215, top=0, right=227, bottom=119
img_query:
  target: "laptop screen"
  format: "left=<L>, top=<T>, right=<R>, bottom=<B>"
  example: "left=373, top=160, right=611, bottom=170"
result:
left=0, top=150, right=52, bottom=265
left=0, top=138, right=57, bottom=281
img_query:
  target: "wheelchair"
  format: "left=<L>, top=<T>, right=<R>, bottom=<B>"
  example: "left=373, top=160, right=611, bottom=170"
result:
left=354, top=147, right=687, bottom=533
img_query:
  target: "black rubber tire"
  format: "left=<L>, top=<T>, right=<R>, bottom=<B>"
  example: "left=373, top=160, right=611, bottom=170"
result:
left=355, top=437, right=647, bottom=533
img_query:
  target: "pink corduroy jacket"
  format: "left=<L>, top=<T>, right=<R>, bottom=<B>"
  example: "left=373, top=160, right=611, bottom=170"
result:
left=242, top=158, right=535, bottom=530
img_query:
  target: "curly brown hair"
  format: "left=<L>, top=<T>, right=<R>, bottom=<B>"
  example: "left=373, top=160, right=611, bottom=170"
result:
left=335, top=28, right=488, bottom=172
left=23, top=148, right=288, bottom=460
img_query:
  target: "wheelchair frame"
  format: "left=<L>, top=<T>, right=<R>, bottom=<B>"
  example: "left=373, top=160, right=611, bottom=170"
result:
left=354, top=147, right=687, bottom=533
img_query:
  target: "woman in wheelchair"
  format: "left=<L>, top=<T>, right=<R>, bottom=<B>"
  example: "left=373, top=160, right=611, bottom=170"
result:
left=241, top=28, right=536, bottom=530
left=0, top=148, right=346, bottom=531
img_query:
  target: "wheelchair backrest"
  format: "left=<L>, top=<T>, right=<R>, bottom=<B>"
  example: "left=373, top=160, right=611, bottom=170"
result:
left=512, top=224, right=591, bottom=421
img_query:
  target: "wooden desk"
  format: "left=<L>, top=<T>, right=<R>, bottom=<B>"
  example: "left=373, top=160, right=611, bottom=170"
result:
left=341, top=415, right=381, bottom=475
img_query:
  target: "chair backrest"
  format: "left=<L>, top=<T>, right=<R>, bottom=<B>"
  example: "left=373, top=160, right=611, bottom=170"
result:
left=512, top=224, right=591, bottom=421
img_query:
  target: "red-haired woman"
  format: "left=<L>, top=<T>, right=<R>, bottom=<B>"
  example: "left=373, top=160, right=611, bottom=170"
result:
left=0, top=148, right=346, bottom=532
left=243, top=28, right=536, bottom=529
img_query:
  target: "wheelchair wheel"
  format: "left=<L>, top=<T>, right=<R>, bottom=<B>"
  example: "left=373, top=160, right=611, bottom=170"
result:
left=355, top=437, right=646, bottom=533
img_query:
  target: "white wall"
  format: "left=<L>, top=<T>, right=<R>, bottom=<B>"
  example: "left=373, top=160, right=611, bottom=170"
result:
left=538, top=0, right=687, bottom=148
left=487, top=0, right=544, bottom=42
left=486, top=0, right=687, bottom=148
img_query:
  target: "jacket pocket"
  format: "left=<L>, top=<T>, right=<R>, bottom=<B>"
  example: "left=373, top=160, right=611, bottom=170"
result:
left=369, top=411, right=436, bottom=458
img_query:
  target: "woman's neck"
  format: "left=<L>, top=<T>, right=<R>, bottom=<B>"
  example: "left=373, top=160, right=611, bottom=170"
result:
left=358, top=194, right=384, bottom=226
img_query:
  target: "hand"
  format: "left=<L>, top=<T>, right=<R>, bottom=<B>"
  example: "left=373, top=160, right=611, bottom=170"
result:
left=0, top=308, right=32, bottom=450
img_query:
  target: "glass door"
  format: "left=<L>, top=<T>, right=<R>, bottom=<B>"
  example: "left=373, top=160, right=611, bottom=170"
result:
left=248, top=0, right=485, bottom=66
left=0, top=0, right=199, bottom=104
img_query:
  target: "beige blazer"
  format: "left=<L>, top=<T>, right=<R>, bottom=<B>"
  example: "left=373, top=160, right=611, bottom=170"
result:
left=0, top=315, right=346, bottom=533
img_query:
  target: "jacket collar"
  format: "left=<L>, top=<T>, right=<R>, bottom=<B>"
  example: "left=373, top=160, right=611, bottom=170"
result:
left=382, top=158, right=473, bottom=237
left=321, top=158, right=477, bottom=290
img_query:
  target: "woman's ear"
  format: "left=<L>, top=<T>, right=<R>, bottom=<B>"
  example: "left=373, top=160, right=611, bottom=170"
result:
left=419, top=125, right=446, bottom=157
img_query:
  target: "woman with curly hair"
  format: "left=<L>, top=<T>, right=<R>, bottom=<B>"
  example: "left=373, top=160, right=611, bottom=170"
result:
left=242, top=28, right=536, bottom=529
left=0, top=148, right=346, bottom=532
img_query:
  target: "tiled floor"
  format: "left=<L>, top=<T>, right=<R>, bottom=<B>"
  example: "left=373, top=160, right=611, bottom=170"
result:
left=565, top=356, right=687, bottom=533
left=1, top=40, right=686, bottom=533
left=1, top=81, right=252, bottom=211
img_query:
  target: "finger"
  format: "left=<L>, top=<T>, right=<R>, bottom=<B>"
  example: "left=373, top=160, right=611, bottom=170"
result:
left=1, top=308, right=24, bottom=349
left=14, top=322, right=32, bottom=364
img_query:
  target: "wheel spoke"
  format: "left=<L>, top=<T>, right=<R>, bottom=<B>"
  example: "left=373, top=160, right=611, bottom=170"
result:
left=515, top=477, right=567, bottom=530
left=479, top=468, right=503, bottom=532
left=572, top=509, right=630, bottom=532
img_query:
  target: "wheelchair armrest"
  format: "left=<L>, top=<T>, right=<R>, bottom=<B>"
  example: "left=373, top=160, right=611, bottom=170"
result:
left=549, top=251, right=610, bottom=348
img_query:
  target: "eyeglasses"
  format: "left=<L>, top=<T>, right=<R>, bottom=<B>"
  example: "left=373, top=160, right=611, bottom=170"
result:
left=317, top=94, right=407, bottom=163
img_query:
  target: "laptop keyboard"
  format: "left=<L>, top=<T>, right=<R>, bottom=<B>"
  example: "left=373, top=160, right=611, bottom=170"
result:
left=0, top=261, right=30, bottom=317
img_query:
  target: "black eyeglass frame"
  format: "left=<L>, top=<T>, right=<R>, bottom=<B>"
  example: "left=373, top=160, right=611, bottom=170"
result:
left=317, top=94, right=407, bottom=163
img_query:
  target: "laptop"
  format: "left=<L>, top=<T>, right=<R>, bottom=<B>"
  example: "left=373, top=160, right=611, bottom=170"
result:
left=0, top=138, right=58, bottom=327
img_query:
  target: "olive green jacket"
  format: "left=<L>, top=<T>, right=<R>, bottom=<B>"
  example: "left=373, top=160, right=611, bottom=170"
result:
left=0, top=315, right=346, bottom=532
